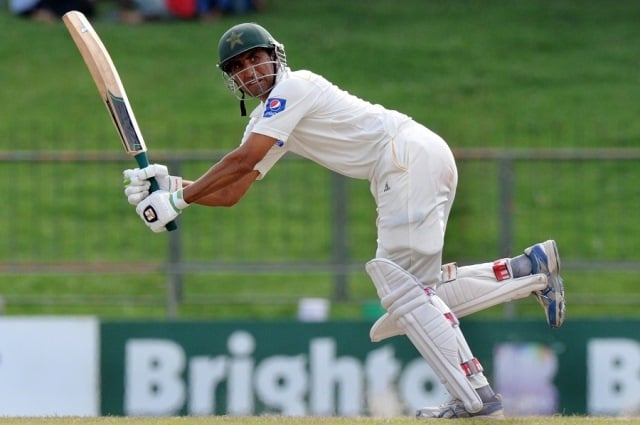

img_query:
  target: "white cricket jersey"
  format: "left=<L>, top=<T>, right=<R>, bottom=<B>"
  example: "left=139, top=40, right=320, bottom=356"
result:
left=242, top=69, right=413, bottom=180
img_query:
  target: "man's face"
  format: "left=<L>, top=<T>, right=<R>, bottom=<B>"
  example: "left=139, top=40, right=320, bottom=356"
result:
left=225, top=48, right=277, bottom=99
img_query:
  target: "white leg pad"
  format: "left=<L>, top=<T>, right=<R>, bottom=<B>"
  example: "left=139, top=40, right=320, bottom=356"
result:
left=439, top=262, right=548, bottom=318
left=370, top=262, right=548, bottom=342
left=369, top=311, right=405, bottom=342
left=366, top=258, right=482, bottom=413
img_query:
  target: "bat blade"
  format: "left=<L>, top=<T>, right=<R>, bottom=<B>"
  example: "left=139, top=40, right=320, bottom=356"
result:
left=63, top=10, right=177, bottom=231
left=63, top=10, right=146, bottom=156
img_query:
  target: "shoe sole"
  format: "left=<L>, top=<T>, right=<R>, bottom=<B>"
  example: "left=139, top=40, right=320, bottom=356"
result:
left=416, top=408, right=505, bottom=419
left=416, top=401, right=505, bottom=419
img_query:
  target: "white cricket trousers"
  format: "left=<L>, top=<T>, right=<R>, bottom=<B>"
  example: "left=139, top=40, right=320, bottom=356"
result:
left=371, top=120, right=458, bottom=287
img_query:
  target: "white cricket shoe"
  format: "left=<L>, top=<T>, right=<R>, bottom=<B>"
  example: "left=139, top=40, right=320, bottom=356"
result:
left=416, top=393, right=504, bottom=419
left=525, top=240, right=565, bottom=328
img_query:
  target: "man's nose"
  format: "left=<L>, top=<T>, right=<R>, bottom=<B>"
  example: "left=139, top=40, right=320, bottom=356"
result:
left=238, top=64, right=255, bottom=79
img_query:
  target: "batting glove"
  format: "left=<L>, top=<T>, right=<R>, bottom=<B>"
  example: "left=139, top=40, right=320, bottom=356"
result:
left=136, top=189, right=189, bottom=233
left=123, top=164, right=182, bottom=206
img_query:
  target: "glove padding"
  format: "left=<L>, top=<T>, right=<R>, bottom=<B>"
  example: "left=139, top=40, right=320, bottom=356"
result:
left=123, top=164, right=183, bottom=206
left=136, top=189, right=189, bottom=233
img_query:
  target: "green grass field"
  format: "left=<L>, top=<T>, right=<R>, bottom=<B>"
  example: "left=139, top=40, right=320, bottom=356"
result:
left=1, top=416, right=640, bottom=425
left=4, top=0, right=640, bottom=151
left=1, top=0, right=640, bottom=319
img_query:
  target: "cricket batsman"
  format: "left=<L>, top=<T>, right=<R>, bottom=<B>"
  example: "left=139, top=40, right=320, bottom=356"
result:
left=123, top=23, right=565, bottom=419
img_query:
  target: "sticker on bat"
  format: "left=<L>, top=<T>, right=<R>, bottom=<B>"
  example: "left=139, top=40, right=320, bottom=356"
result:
left=107, top=90, right=144, bottom=152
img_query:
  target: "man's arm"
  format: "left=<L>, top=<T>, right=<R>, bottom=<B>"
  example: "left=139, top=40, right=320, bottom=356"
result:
left=183, top=170, right=260, bottom=207
left=182, top=132, right=277, bottom=205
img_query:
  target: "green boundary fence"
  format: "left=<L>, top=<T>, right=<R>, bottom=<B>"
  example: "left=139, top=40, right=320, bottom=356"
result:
left=1, top=148, right=640, bottom=317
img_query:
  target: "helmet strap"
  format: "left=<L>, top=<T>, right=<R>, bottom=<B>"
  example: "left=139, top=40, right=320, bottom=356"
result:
left=240, top=91, right=247, bottom=116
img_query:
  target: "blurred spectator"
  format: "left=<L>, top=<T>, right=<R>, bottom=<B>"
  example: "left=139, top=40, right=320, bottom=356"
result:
left=9, top=0, right=95, bottom=21
left=115, top=0, right=170, bottom=23
left=115, top=0, right=264, bottom=24
left=198, top=0, right=264, bottom=22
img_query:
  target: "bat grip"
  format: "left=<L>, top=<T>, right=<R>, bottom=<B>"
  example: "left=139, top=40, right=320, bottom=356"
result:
left=134, top=152, right=178, bottom=232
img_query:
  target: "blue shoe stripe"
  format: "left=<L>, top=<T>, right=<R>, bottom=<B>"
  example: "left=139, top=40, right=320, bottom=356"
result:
left=531, top=245, right=549, bottom=274
left=548, top=301, right=557, bottom=327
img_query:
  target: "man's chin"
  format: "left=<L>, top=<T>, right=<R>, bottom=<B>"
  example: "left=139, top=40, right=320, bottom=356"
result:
left=245, top=85, right=268, bottom=98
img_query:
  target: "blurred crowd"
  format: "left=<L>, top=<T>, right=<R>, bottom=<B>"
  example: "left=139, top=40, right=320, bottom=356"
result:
left=8, top=0, right=265, bottom=23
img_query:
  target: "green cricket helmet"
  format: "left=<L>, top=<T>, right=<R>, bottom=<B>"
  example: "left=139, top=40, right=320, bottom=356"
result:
left=217, top=22, right=287, bottom=73
left=217, top=23, right=287, bottom=115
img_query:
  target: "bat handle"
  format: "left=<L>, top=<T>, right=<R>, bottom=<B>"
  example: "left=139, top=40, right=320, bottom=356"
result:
left=134, top=152, right=178, bottom=232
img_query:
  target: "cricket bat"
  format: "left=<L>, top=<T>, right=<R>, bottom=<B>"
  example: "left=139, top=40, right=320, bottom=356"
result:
left=63, top=10, right=177, bottom=231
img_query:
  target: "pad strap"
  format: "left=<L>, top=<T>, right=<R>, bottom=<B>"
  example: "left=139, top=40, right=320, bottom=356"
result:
left=461, top=358, right=484, bottom=377
left=442, top=262, right=457, bottom=282
left=492, top=259, right=511, bottom=281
